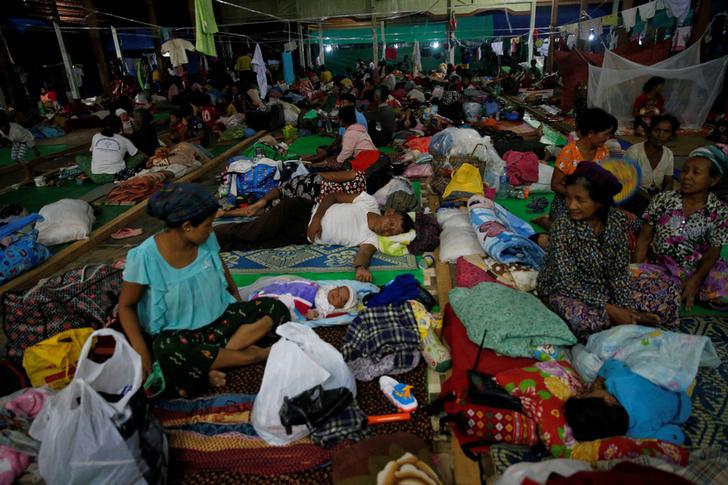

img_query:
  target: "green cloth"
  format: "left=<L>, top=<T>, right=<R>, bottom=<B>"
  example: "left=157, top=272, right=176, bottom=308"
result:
left=496, top=193, right=553, bottom=234
left=194, top=0, right=218, bottom=57
left=232, top=268, right=423, bottom=289
left=287, top=135, right=335, bottom=157
left=75, top=153, right=146, bottom=185
left=449, top=283, right=577, bottom=358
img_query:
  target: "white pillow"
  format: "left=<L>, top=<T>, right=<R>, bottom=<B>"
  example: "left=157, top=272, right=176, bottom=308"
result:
left=436, top=208, right=472, bottom=229
left=36, top=199, right=95, bottom=246
left=439, top=226, right=485, bottom=263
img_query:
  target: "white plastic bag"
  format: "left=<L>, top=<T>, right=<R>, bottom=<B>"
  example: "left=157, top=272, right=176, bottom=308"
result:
left=252, top=322, right=356, bottom=445
left=36, top=199, right=95, bottom=246
left=29, top=329, right=149, bottom=484
left=29, top=380, right=142, bottom=485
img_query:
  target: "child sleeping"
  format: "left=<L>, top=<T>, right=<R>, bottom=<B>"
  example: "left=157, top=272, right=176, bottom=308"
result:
left=251, top=280, right=358, bottom=320
left=564, top=359, right=691, bottom=445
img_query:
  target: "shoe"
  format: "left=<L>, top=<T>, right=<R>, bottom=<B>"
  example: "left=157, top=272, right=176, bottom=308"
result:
left=279, top=385, right=353, bottom=435
left=379, top=376, right=418, bottom=412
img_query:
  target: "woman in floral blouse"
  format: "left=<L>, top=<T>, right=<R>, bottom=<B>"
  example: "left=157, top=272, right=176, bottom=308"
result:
left=537, top=162, right=678, bottom=340
left=634, top=145, right=728, bottom=310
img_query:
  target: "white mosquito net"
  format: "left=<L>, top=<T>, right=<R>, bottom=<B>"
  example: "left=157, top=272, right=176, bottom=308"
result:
left=588, top=43, right=728, bottom=129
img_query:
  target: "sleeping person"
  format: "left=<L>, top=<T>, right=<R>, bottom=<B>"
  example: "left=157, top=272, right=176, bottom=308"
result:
left=250, top=280, right=358, bottom=320
left=564, top=359, right=691, bottom=445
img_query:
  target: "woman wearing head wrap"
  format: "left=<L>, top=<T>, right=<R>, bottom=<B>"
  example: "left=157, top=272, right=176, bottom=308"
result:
left=118, top=184, right=290, bottom=397
left=537, top=162, right=680, bottom=340
left=634, top=145, right=728, bottom=311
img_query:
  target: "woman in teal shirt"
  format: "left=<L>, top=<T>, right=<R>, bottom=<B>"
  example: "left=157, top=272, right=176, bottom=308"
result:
left=119, top=184, right=289, bottom=397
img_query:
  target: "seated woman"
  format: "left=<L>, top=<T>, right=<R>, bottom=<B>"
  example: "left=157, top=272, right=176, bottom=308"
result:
left=633, top=76, right=665, bottom=137
left=309, top=106, right=376, bottom=170
left=535, top=108, right=617, bottom=229
left=623, top=114, right=678, bottom=215
left=565, top=359, right=691, bottom=444
left=119, top=184, right=290, bottom=397
left=130, top=109, right=159, bottom=158
left=634, top=145, right=728, bottom=310
left=75, top=115, right=146, bottom=184
left=537, top=162, right=675, bottom=341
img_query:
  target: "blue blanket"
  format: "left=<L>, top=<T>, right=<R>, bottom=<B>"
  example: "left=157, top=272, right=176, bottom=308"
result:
left=467, top=195, right=545, bottom=269
left=571, top=325, right=721, bottom=392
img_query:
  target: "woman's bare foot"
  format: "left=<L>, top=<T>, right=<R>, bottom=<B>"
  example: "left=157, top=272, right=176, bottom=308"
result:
left=208, top=370, right=227, bottom=387
left=535, top=233, right=549, bottom=249
left=635, top=311, right=660, bottom=326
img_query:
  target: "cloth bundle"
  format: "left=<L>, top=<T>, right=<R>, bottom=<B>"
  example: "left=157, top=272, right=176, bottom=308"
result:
left=502, top=150, right=539, bottom=187
left=107, top=171, right=172, bottom=204
left=341, top=304, right=421, bottom=381
left=467, top=195, right=545, bottom=269
left=449, top=283, right=577, bottom=358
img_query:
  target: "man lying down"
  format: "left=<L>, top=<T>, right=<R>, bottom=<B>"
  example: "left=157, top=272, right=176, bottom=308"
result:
left=214, top=191, right=415, bottom=282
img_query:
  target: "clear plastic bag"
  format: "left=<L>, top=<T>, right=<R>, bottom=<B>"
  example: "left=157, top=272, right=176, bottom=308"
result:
left=252, top=323, right=356, bottom=445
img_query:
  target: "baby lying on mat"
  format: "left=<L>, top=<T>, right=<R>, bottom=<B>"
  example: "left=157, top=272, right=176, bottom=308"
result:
left=251, top=280, right=358, bottom=320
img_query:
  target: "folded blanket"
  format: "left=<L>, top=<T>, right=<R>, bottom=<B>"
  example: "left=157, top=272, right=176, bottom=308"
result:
left=467, top=195, right=545, bottom=269
left=571, top=325, right=721, bottom=392
left=107, top=171, right=171, bottom=204
left=449, top=283, right=576, bottom=358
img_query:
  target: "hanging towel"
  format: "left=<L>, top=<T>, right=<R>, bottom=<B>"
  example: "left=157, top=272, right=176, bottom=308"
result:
left=491, top=41, right=503, bottom=56
left=655, top=0, right=666, bottom=10
left=194, top=0, right=218, bottom=57
left=665, top=0, right=691, bottom=23
left=252, top=44, right=268, bottom=99
left=621, top=7, right=638, bottom=31
left=672, top=26, right=692, bottom=51
left=282, top=51, right=295, bottom=85
left=602, top=13, right=618, bottom=27
left=412, top=40, right=422, bottom=76
left=566, top=34, right=577, bottom=50
left=638, top=1, right=657, bottom=21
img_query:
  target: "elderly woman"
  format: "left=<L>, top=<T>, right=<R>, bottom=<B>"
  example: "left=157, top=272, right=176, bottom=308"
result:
left=537, top=162, right=679, bottom=340
left=634, top=145, right=728, bottom=310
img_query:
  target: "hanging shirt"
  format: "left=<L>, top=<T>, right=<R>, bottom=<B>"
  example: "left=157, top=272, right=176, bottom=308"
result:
left=310, top=192, right=381, bottom=249
left=161, top=38, right=195, bottom=67
left=123, top=233, right=236, bottom=334
left=89, top=133, right=138, bottom=175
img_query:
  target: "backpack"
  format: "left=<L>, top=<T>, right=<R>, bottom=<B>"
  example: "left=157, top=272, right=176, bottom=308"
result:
left=2, top=264, right=122, bottom=366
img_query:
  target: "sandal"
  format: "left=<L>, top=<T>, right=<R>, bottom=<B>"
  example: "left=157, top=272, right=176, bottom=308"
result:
left=111, top=227, right=143, bottom=240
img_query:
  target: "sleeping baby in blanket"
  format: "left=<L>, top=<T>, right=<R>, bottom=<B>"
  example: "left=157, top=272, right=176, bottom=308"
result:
left=251, top=280, right=358, bottom=320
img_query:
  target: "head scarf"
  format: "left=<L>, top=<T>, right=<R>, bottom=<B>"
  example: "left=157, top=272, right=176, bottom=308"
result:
left=688, top=144, right=728, bottom=176
left=573, top=161, right=622, bottom=198
left=114, top=108, right=127, bottom=117
left=148, top=183, right=219, bottom=225
left=314, top=284, right=358, bottom=317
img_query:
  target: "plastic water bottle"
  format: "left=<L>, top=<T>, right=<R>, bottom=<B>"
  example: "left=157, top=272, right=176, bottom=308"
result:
left=497, top=174, right=510, bottom=198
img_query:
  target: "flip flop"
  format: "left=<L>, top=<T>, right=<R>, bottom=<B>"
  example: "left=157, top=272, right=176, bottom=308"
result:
left=111, top=228, right=143, bottom=240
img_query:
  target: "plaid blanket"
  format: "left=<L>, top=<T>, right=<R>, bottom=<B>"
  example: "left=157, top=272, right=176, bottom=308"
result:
left=341, top=304, right=421, bottom=381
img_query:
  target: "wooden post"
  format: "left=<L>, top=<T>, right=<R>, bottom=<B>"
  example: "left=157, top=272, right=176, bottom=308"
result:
left=305, top=26, right=312, bottom=68
left=577, top=0, right=588, bottom=50
left=145, top=0, right=166, bottom=85
left=688, top=0, right=711, bottom=46
left=527, top=0, right=537, bottom=62
left=372, top=17, right=378, bottom=64
left=547, top=0, right=558, bottom=73
left=380, top=20, right=386, bottom=62
left=0, top=28, right=15, bottom=106
left=82, top=0, right=112, bottom=96
left=52, top=21, right=80, bottom=99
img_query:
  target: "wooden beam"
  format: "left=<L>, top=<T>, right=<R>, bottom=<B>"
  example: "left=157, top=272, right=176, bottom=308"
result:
left=145, top=0, right=166, bottom=86
left=547, top=0, right=558, bottom=73
left=0, top=132, right=266, bottom=295
left=82, top=0, right=112, bottom=96
left=688, top=0, right=711, bottom=47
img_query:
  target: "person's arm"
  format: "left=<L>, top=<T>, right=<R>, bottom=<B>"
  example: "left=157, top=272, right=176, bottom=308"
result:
left=661, top=175, right=674, bottom=191
left=221, top=255, right=242, bottom=301
left=682, top=246, right=722, bottom=310
left=336, top=129, right=354, bottom=164
left=633, top=223, right=654, bottom=263
left=550, top=167, right=567, bottom=195
left=118, top=281, right=154, bottom=377
left=353, top=243, right=377, bottom=282
left=307, top=192, right=359, bottom=241
left=632, top=96, right=645, bottom=118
